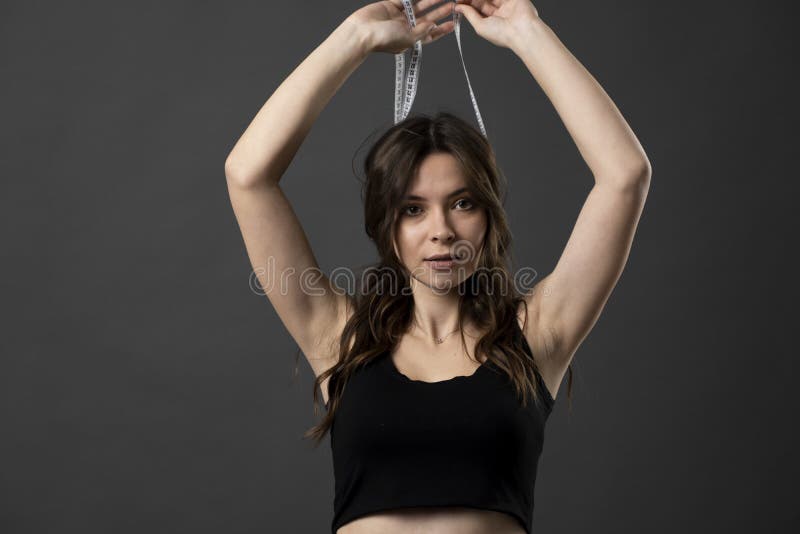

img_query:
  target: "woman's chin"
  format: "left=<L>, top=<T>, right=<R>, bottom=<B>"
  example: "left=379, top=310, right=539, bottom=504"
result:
left=425, top=270, right=472, bottom=292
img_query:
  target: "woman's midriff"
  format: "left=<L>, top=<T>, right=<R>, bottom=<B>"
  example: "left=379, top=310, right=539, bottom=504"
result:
left=336, top=506, right=527, bottom=534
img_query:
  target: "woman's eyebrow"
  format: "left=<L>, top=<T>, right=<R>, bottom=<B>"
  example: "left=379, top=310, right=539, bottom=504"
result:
left=403, top=187, right=470, bottom=201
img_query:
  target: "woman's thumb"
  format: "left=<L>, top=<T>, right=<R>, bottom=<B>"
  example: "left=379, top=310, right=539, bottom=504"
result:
left=454, top=4, right=480, bottom=27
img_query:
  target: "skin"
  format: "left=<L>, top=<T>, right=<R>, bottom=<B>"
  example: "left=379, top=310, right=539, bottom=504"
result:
left=393, top=152, right=488, bottom=346
left=225, top=1, right=651, bottom=532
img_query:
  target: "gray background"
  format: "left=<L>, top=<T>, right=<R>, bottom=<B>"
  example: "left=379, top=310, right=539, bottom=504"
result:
left=1, top=0, right=796, bottom=532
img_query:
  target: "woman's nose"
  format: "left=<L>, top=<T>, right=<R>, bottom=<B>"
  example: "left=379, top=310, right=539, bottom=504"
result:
left=433, top=230, right=455, bottom=242
left=432, top=221, right=455, bottom=242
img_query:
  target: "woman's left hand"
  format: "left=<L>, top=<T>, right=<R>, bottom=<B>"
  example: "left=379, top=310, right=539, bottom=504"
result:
left=453, top=0, right=540, bottom=49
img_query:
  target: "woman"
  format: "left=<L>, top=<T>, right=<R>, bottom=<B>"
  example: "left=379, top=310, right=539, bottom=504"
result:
left=225, top=1, right=651, bottom=532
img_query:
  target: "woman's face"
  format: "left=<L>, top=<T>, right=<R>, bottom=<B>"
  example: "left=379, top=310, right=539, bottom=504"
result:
left=393, top=152, right=487, bottom=293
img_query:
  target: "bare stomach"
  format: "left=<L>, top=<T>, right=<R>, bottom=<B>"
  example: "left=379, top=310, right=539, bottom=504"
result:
left=336, top=506, right=526, bottom=534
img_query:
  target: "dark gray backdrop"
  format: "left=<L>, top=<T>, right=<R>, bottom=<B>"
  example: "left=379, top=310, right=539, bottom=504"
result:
left=1, top=1, right=796, bottom=532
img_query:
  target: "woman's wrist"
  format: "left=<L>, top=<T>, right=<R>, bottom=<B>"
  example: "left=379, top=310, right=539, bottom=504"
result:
left=509, top=16, right=552, bottom=56
left=339, top=16, right=374, bottom=59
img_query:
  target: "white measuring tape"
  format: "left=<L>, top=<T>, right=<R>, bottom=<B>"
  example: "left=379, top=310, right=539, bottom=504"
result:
left=394, top=0, right=487, bottom=138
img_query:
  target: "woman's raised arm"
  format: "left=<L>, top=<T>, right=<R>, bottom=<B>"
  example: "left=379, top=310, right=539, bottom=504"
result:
left=223, top=3, right=452, bottom=387
left=224, top=19, right=371, bottom=187
left=455, top=0, right=652, bottom=389
left=224, top=1, right=450, bottom=186
left=223, top=18, right=373, bottom=384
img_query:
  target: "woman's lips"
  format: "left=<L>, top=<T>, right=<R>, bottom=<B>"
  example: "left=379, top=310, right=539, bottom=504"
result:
left=426, top=259, right=454, bottom=270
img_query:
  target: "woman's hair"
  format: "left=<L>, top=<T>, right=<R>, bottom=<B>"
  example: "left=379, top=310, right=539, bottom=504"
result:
left=296, top=111, right=574, bottom=448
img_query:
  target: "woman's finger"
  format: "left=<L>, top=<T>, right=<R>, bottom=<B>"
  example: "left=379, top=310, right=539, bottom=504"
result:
left=386, top=0, right=404, bottom=11
left=423, top=20, right=456, bottom=45
left=413, top=0, right=446, bottom=13
left=409, top=18, right=438, bottom=42
left=453, top=2, right=487, bottom=30
left=455, top=0, right=497, bottom=17
left=417, top=2, right=457, bottom=24
left=389, top=0, right=448, bottom=16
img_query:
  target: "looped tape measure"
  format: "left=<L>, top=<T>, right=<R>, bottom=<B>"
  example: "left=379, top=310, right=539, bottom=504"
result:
left=394, top=0, right=487, bottom=138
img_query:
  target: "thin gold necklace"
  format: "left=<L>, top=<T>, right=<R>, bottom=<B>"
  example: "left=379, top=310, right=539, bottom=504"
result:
left=413, top=321, right=460, bottom=344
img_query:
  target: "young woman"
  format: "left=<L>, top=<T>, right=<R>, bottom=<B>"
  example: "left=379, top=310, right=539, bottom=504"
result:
left=225, top=1, right=651, bottom=533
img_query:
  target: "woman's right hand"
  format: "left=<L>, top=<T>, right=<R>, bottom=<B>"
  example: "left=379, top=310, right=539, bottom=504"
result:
left=346, top=0, right=457, bottom=54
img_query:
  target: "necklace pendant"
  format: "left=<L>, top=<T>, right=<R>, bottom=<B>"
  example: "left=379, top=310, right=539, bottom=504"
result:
left=435, top=338, right=444, bottom=344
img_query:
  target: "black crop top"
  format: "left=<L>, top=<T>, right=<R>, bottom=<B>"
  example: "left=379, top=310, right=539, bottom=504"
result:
left=326, top=325, right=555, bottom=534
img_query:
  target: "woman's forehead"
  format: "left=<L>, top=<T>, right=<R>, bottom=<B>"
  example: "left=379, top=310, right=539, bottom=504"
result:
left=406, top=154, right=467, bottom=197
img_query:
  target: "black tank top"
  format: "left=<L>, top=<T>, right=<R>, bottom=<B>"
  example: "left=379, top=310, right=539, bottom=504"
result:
left=326, top=323, right=555, bottom=534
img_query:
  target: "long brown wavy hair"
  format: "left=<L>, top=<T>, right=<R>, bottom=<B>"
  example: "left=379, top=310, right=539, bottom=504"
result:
left=297, top=111, right=573, bottom=448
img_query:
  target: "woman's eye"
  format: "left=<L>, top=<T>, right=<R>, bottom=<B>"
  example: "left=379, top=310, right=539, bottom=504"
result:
left=402, top=200, right=473, bottom=217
